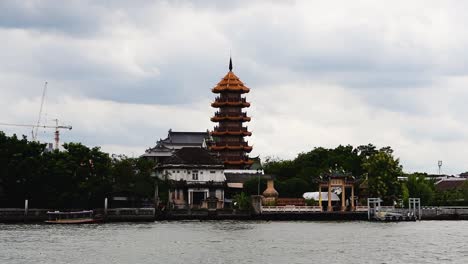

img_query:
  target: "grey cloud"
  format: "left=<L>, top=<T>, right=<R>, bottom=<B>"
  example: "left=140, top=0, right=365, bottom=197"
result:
left=2, top=0, right=468, bottom=174
left=0, top=1, right=107, bottom=36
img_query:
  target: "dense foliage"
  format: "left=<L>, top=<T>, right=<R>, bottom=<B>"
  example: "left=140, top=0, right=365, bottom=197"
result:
left=1, top=131, right=467, bottom=208
left=262, top=144, right=468, bottom=206
left=0, top=132, right=156, bottom=209
left=261, top=144, right=402, bottom=201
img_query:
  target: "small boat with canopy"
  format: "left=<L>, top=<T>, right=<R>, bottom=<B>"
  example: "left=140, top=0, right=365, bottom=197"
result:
left=45, top=210, right=102, bottom=224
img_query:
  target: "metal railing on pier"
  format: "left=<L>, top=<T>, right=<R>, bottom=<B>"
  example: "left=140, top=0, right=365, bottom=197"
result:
left=261, top=205, right=322, bottom=213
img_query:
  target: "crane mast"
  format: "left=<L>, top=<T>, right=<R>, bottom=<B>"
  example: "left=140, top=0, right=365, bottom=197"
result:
left=0, top=82, right=72, bottom=150
left=33, top=82, right=47, bottom=141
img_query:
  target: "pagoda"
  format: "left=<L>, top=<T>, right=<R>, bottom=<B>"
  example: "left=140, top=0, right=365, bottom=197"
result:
left=209, top=58, right=253, bottom=169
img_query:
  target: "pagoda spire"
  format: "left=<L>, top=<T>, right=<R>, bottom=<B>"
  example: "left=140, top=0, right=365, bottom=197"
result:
left=229, top=57, right=233, bottom=71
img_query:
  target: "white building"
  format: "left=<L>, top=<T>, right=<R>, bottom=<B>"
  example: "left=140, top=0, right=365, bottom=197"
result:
left=156, top=147, right=225, bottom=209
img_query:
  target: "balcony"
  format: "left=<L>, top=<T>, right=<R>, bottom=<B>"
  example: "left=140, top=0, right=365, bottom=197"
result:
left=215, top=97, right=247, bottom=102
left=211, top=97, right=250, bottom=108
left=213, top=126, right=248, bottom=132
left=210, top=141, right=252, bottom=152
left=223, top=156, right=250, bottom=161
left=211, top=126, right=251, bottom=136
left=210, top=112, right=251, bottom=122
left=223, top=156, right=255, bottom=165
left=214, top=141, right=250, bottom=147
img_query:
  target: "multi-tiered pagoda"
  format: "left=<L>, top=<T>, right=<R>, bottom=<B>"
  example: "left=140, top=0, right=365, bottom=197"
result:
left=210, top=59, right=253, bottom=169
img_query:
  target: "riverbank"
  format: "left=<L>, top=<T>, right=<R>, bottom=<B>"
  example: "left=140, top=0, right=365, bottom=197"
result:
left=1, top=207, right=468, bottom=223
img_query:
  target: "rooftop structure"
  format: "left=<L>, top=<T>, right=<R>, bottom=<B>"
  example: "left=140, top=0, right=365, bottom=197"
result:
left=142, top=129, right=211, bottom=164
left=435, top=177, right=467, bottom=192
left=209, top=58, right=253, bottom=169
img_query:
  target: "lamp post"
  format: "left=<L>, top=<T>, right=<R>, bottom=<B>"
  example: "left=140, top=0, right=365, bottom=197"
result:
left=257, top=169, right=261, bottom=196
left=151, top=171, right=159, bottom=209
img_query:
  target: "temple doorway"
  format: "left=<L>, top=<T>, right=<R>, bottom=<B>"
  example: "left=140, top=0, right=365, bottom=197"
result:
left=192, top=192, right=205, bottom=208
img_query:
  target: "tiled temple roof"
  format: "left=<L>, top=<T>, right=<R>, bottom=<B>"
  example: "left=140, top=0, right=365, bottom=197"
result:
left=164, top=147, right=223, bottom=165
left=212, top=71, right=250, bottom=93
left=160, top=130, right=209, bottom=145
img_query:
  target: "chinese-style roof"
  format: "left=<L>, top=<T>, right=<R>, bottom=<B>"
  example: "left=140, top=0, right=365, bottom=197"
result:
left=160, top=130, right=209, bottom=146
left=163, top=147, right=223, bottom=166
left=212, top=71, right=250, bottom=93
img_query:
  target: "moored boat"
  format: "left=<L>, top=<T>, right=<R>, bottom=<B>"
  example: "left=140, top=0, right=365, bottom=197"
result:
left=45, top=210, right=102, bottom=224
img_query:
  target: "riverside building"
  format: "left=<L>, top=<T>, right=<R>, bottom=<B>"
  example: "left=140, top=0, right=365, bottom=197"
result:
left=155, top=147, right=225, bottom=209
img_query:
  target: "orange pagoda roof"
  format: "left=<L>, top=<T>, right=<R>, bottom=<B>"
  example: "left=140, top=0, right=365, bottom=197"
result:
left=212, top=71, right=250, bottom=93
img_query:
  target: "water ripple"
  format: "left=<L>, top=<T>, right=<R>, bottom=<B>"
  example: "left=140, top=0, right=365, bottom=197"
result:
left=1, top=221, right=467, bottom=264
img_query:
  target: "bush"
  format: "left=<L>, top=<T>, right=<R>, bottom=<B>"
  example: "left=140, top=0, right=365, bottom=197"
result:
left=305, top=198, right=318, bottom=206
left=233, top=192, right=251, bottom=210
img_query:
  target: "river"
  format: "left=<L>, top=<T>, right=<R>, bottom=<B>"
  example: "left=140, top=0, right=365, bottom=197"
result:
left=0, top=221, right=467, bottom=264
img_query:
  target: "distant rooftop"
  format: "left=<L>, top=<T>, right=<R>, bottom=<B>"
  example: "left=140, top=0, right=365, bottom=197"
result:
left=145, top=129, right=211, bottom=155
left=160, top=130, right=210, bottom=146
left=163, top=147, right=223, bottom=166
left=435, top=177, right=467, bottom=191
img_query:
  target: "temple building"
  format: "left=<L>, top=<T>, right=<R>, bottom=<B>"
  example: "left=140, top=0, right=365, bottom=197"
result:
left=209, top=58, right=253, bottom=169
left=142, top=129, right=211, bottom=164
left=155, top=147, right=225, bottom=209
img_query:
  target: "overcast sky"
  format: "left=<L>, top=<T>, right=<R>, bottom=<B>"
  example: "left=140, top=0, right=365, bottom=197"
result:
left=1, top=0, right=467, bottom=174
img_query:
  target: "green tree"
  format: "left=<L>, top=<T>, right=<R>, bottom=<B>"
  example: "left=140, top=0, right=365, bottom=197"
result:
left=404, top=174, right=435, bottom=205
left=363, top=150, right=403, bottom=204
left=243, top=177, right=267, bottom=196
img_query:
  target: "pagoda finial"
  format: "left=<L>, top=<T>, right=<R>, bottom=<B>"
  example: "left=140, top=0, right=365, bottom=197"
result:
left=229, top=56, right=233, bottom=71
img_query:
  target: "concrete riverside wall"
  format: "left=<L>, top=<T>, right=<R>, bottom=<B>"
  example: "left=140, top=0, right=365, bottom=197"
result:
left=0, top=208, right=155, bottom=223
left=421, top=207, right=468, bottom=220
left=104, top=208, right=155, bottom=222
left=0, top=208, right=49, bottom=222
left=385, top=207, right=468, bottom=220
left=2, top=207, right=468, bottom=222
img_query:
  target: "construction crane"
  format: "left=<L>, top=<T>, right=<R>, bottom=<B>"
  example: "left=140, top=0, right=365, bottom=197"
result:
left=0, top=119, right=72, bottom=150
left=33, top=81, right=48, bottom=141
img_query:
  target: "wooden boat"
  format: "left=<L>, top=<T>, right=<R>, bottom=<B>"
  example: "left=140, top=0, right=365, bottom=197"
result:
left=45, top=210, right=102, bottom=224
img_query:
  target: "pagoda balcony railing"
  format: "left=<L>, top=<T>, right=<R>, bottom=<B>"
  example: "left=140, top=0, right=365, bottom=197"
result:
left=214, top=97, right=247, bottom=103
left=223, top=156, right=251, bottom=162
left=213, top=126, right=248, bottom=132
left=214, top=141, right=249, bottom=147
left=213, top=112, right=248, bottom=117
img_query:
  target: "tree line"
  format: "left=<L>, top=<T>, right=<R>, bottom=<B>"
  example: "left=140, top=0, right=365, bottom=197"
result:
left=1, top=132, right=467, bottom=208
left=244, top=144, right=468, bottom=206
left=0, top=132, right=155, bottom=208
